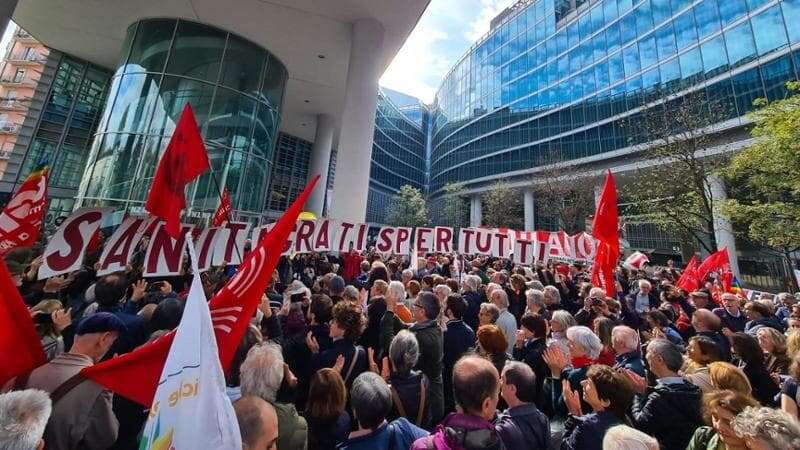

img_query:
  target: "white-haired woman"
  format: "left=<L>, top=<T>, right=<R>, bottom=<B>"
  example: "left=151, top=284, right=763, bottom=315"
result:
left=603, top=425, right=659, bottom=450
left=731, top=406, right=800, bottom=450
left=385, top=330, right=431, bottom=429
left=525, top=288, right=551, bottom=320
left=543, top=325, right=603, bottom=417
left=548, top=310, right=577, bottom=360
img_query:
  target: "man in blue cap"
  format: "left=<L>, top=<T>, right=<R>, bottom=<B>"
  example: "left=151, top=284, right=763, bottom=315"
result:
left=22, top=312, right=127, bottom=450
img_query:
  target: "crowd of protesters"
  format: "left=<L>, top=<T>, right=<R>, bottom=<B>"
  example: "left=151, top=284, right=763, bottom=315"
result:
left=3, top=241, right=800, bottom=450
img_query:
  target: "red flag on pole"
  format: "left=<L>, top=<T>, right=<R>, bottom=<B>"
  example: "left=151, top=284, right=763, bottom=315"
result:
left=0, top=260, right=47, bottom=386
left=144, top=104, right=210, bottom=240
left=212, top=189, right=232, bottom=227
left=695, top=248, right=731, bottom=284
left=81, top=175, right=321, bottom=407
left=590, top=170, right=620, bottom=297
left=676, top=255, right=700, bottom=292
left=0, top=164, right=49, bottom=256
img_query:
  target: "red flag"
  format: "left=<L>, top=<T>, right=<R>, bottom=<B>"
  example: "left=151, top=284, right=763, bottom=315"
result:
left=81, top=175, right=321, bottom=407
left=145, top=104, right=210, bottom=240
left=0, top=260, right=47, bottom=386
left=676, top=256, right=700, bottom=292
left=695, top=248, right=730, bottom=284
left=212, top=189, right=232, bottom=227
left=0, top=165, right=48, bottom=256
left=590, top=171, right=620, bottom=297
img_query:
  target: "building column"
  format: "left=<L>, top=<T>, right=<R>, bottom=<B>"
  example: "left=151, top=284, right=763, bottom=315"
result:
left=306, top=114, right=335, bottom=217
left=0, top=0, right=17, bottom=42
left=329, top=18, right=385, bottom=223
left=470, top=194, right=482, bottom=228
left=708, top=174, right=740, bottom=277
left=524, top=188, right=535, bottom=231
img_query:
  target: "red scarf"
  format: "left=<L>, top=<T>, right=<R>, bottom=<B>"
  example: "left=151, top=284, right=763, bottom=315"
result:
left=571, top=356, right=595, bottom=369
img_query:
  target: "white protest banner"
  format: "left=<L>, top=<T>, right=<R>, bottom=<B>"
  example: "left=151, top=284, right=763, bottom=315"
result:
left=96, top=216, right=151, bottom=276
left=293, top=220, right=317, bottom=253
left=433, top=227, right=454, bottom=253
left=39, top=207, right=112, bottom=279
left=571, top=232, right=597, bottom=261
left=143, top=222, right=194, bottom=276
left=139, top=235, right=242, bottom=450
left=212, top=222, right=250, bottom=266
left=336, top=221, right=368, bottom=253
left=513, top=239, right=535, bottom=265
left=194, top=227, right=222, bottom=272
left=414, top=227, right=435, bottom=253
left=312, top=219, right=335, bottom=252
left=474, top=228, right=495, bottom=256
left=458, top=228, right=476, bottom=254
left=375, top=226, right=412, bottom=255
left=493, top=231, right=512, bottom=259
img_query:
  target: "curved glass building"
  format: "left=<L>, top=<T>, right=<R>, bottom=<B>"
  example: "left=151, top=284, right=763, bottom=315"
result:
left=77, top=19, right=287, bottom=222
left=366, top=88, right=429, bottom=224
left=429, top=0, right=800, bottom=199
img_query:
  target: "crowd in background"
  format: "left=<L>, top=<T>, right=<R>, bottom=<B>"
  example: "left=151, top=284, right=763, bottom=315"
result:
left=3, top=240, right=800, bottom=450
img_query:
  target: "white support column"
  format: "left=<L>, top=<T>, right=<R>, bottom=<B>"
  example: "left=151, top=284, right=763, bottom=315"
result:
left=524, top=188, right=535, bottom=231
left=306, top=114, right=335, bottom=217
left=594, top=184, right=602, bottom=209
left=0, top=0, right=16, bottom=41
left=470, top=194, right=482, bottom=228
left=329, top=18, right=385, bottom=223
left=708, top=174, right=740, bottom=277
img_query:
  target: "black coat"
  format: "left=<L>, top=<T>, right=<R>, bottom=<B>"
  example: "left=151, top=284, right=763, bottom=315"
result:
left=463, top=291, right=483, bottom=332
left=742, top=362, right=780, bottom=407
left=561, top=411, right=621, bottom=450
left=494, top=403, right=550, bottom=450
left=389, top=371, right=432, bottom=429
left=306, top=413, right=351, bottom=450
left=443, top=320, right=476, bottom=413
left=513, top=337, right=548, bottom=410
left=311, top=338, right=369, bottom=388
left=360, top=297, right=387, bottom=355
left=630, top=380, right=703, bottom=450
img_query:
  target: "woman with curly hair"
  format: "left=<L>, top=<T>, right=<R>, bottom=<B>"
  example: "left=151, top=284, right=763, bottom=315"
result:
left=731, top=406, right=800, bottom=450
left=686, top=389, right=759, bottom=450
left=310, top=301, right=368, bottom=388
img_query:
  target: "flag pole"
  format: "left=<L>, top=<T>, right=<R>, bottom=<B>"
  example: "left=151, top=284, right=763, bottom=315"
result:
left=207, top=168, right=244, bottom=265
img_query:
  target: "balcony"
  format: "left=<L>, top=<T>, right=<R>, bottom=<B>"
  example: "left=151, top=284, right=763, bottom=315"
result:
left=0, top=122, right=19, bottom=134
left=0, top=98, right=27, bottom=110
left=6, top=54, right=48, bottom=66
left=14, top=30, right=37, bottom=42
left=0, top=150, right=11, bottom=160
left=0, top=78, right=37, bottom=88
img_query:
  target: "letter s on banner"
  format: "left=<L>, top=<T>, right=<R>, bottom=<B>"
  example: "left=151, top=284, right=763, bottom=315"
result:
left=39, top=207, right=112, bottom=279
left=375, top=227, right=397, bottom=255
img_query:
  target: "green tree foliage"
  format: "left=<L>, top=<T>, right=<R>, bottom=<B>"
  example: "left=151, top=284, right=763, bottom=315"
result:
left=442, top=183, right=468, bottom=229
left=482, top=180, right=523, bottom=230
left=721, top=82, right=800, bottom=289
left=386, top=185, right=429, bottom=228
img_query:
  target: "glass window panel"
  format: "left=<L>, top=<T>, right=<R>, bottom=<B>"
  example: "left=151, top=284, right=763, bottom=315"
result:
left=609, top=52, right=626, bottom=82
left=656, top=23, right=677, bottom=60
left=621, top=14, right=638, bottom=44
left=558, top=29, right=569, bottom=54
left=251, top=103, right=277, bottom=159
left=639, top=35, right=658, bottom=69
left=642, top=67, right=661, bottom=89
left=591, top=5, right=604, bottom=31
left=261, top=55, right=287, bottom=108
left=747, top=0, right=770, bottom=11
left=147, top=75, right=215, bottom=137
left=718, top=0, right=747, bottom=26
left=679, top=47, right=704, bottom=83
left=671, top=0, right=693, bottom=12
left=724, top=21, right=757, bottom=67
left=652, top=0, right=672, bottom=24
left=674, top=11, right=698, bottom=50
left=240, top=155, right=269, bottom=212
left=124, top=19, right=175, bottom=74
left=605, top=0, right=619, bottom=22
left=635, top=1, right=654, bottom=34
left=593, top=34, right=607, bottom=61
left=700, top=34, right=729, bottom=77
left=732, top=68, right=763, bottom=114
left=84, top=133, right=148, bottom=201
left=761, top=55, right=795, bottom=101
left=165, top=21, right=226, bottom=82
left=751, top=6, right=789, bottom=56
left=660, top=58, right=682, bottom=89
left=104, top=73, right=161, bottom=134
left=623, top=43, right=641, bottom=77
left=221, top=36, right=266, bottom=96
left=784, top=0, right=800, bottom=43
left=619, top=0, right=633, bottom=14
left=606, top=23, right=622, bottom=52
left=595, top=61, right=611, bottom=88
left=205, top=88, right=256, bottom=151
left=693, top=0, right=721, bottom=40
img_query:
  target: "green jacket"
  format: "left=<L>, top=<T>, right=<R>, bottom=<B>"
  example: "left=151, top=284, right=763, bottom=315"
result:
left=272, top=401, right=308, bottom=450
left=686, top=426, right=724, bottom=450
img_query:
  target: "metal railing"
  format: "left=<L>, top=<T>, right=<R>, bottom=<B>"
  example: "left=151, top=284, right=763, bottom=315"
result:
left=0, top=122, right=19, bottom=133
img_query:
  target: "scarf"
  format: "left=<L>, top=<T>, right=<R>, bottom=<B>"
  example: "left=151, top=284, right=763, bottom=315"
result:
left=571, top=356, right=595, bottom=369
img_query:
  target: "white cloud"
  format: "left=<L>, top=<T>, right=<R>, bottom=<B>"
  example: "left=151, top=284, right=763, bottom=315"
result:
left=465, top=0, right=517, bottom=42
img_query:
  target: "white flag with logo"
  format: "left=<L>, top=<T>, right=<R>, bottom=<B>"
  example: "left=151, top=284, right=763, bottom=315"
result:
left=139, top=234, right=242, bottom=450
left=624, top=251, right=650, bottom=271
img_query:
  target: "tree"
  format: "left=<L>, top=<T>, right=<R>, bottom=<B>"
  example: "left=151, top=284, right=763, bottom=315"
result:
left=482, top=180, right=523, bottom=230
left=441, top=182, right=468, bottom=229
left=386, top=185, right=429, bottom=228
left=621, top=89, right=734, bottom=253
left=529, top=149, right=599, bottom=233
left=721, top=82, right=800, bottom=291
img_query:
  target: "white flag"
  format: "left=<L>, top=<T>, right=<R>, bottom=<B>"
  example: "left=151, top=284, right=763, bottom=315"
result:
left=624, top=251, right=650, bottom=271
left=139, top=234, right=242, bottom=450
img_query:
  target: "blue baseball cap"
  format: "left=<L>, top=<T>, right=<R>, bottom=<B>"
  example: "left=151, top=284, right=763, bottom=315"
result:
left=76, top=312, right=128, bottom=335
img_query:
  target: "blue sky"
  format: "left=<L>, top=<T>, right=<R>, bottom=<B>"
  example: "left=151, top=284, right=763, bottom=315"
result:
left=380, top=0, right=516, bottom=104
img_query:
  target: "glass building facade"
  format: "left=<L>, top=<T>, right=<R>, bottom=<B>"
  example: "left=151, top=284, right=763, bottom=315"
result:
left=77, top=19, right=287, bottom=223
left=429, top=0, right=800, bottom=195
left=366, top=89, right=429, bottom=224
left=266, top=132, right=313, bottom=217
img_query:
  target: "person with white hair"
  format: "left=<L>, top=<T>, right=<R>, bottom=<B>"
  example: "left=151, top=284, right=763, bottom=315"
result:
left=386, top=330, right=431, bottom=428
left=543, top=285, right=561, bottom=310
left=602, top=425, right=659, bottom=450
left=525, top=289, right=550, bottom=319
left=731, top=406, right=800, bottom=450
left=549, top=310, right=577, bottom=359
left=576, top=287, right=611, bottom=327
left=543, top=325, right=603, bottom=417
left=611, top=326, right=646, bottom=377
left=241, top=343, right=308, bottom=450
left=461, top=275, right=483, bottom=331
left=490, top=288, right=517, bottom=354
left=0, top=389, right=52, bottom=450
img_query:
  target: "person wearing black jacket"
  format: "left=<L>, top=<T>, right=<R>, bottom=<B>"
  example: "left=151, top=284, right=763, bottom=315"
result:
left=461, top=275, right=483, bottom=332
left=309, top=301, right=369, bottom=389
left=495, top=362, right=550, bottom=450
left=359, top=280, right=387, bottom=354
left=513, top=315, right=549, bottom=411
left=386, top=330, right=432, bottom=429
left=730, top=332, right=780, bottom=406
left=628, top=340, right=703, bottom=450
left=442, top=294, right=476, bottom=414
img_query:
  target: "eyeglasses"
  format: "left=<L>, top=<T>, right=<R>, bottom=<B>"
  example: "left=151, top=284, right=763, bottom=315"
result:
left=413, top=303, right=423, bottom=309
